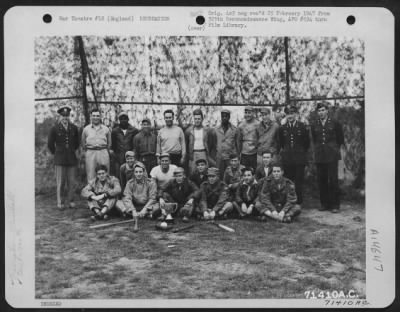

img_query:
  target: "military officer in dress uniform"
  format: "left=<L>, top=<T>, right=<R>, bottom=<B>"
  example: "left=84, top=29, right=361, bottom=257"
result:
left=47, top=105, right=80, bottom=209
left=278, top=105, right=310, bottom=206
left=310, top=102, right=345, bottom=213
left=255, top=162, right=300, bottom=223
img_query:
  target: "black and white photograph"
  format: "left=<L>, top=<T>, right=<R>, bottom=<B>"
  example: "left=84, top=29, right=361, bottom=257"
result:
left=4, top=6, right=395, bottom=308
left=34, top=35, right=366, bottom=299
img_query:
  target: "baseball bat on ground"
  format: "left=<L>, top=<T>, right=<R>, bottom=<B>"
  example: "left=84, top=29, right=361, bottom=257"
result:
left=89, top=219, right=137, bottom=229
left=208, top=221, right=235, bottom=232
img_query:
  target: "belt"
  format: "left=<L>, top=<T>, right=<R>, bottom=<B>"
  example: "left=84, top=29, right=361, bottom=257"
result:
left=193, top=149, right=206, bottom=152
left=86, top=147, right=107, bottom=151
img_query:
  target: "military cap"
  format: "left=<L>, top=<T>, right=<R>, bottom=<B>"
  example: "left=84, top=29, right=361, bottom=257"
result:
left=133, top=163, right=146, bottom=170
left=118, top=111, right=129, bottom=119
left=159, top=152, right=170, bottom=159
left=260, top=107, right=271, bottom=114
left=141, top=118, right=151, bottom=124
left=125, top=151, right=135, bottom=158
left=244, top=105, right=254, bottom=111
left=229, top=153, right=239, bottom=160
left=173, top=167, right=185, bottom=175
left=220, top=109, right=231, bottom=115
left=316, top=102, right=329, bottom=110
left=195, top=158, right=208, bottom=165
left=207, top=167, right=219, bottom=176
left=57, top=105, right=72, bottom=116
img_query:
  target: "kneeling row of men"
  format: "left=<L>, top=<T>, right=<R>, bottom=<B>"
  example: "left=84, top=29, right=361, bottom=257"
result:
left=81, top=152, right=301, bottom=225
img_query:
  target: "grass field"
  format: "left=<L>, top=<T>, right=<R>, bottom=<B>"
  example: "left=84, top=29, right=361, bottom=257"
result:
left=35, top=192, right=366, bottom=299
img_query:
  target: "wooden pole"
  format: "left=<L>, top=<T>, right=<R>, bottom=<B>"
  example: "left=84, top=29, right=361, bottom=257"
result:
left=77, top=36, right=90, bottom=126
left=284, top=37, right=291, bottom=106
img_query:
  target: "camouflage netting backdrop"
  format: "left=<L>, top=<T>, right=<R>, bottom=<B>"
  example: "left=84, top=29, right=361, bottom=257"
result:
left=35, top=36, right=364, bottom=194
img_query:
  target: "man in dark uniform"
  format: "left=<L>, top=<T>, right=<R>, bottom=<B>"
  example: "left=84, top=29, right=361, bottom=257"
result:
left=162, top=167, right=200, bottom=222
left=47, top=105, right=80, bottom=209
left=255, top=162, right=300, bottom=223
left=310, top=102, right=345, bottom=213
left=278, top=105, right=310, bottom=207
left=199, top=167, right=233, bottom=220
left=110, top=111, right=139, bottom=178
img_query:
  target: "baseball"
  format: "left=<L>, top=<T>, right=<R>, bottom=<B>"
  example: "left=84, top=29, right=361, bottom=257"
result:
left=160, top=222, right=168, bottom=229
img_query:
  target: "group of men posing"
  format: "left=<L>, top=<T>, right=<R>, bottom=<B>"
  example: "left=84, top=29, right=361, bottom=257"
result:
left=48, top=102, right=344, bottom=229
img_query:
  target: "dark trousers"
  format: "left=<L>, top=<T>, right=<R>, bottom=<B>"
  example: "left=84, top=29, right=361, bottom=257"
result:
left=316, top=161, right=340, bottom=210
left=283, top=164, right=305, bottom=204
left=240, top=153, right=257, bottom=172
left=139, top=154, right=158, bottom=177
left=169, top=153, right=182, bottom=167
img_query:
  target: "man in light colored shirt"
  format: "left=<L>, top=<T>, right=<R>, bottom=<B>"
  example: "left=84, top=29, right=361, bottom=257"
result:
left=81, top=108, right=111, bottom=181
left=185, top=109, right=217, bottom=175
left=156, top=109, right=186, bottom=166
left=238, top=106, right=260, bottom=172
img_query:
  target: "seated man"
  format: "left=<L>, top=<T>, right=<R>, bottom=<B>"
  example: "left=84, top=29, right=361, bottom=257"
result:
left=255, top=150, right=273, bottom=182
left=162, top=167, right=200, bottom=222
left=81, top=164, right=121, bottom=221
left=119, top=151, right=147, bottom=190
left=118, top=163, right=159, bottom=220
left=189, top=158, right=208, bottom=188
left=223, top=153, right=245, bottom=201
left=199, top=167, right=233, bottom=220
left=233, top=167, right=261, bottom=218
left=255, top=162, right=301, bottom=223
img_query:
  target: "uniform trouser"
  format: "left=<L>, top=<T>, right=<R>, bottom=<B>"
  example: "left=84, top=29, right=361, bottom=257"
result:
left=283, top=164, right=305, bottom=204
left=317, top=161, right=340, bottom=210
left=55, top=165, right=77, bottom=206
left=216, top=158, right=230, bottom=179
left=85, top=149, right=110, bottom=182
left=115, top=200, right=159, bottom=218
left=164, top=201, right=195, bottom=218
left=88, top=198, right=117, bottom=213
left=255, top=202, right=301, bottom=219
left=232, top=201, right=258, bottom=216
left=139, top=155, right=158, bottom=177
left=200, top=202, right=234, bottom=216
left=188, top=150, right=208, bottom=175
left=169, top=153, right=182, bottom=167
left=240, top=153, right=257, bottom=172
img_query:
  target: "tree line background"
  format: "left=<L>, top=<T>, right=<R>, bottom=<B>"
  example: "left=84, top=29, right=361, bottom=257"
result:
left=35, top=36, right=365, bottom=195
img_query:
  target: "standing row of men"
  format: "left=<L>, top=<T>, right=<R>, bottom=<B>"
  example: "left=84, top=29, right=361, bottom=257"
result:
left=48, top=102, right=344, bottom=215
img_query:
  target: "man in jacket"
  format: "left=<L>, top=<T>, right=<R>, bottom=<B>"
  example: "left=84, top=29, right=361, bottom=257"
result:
left=199, top=167, right=233, bottom=220
left=133, top=118, right=157, bottom=175
left=110, top=111, right=139, bottom=178
left=47, top=105, right=80, bottom=209
left=215, top=109, right=240, bottom=179
left=223, top=154, right=245, bottom=202
left=185, top=109, right=217, bottom=175
left=162, top=167, right=200, bottom=222
left=234, top=167, right=261, bottom=218
left=278, top=105, right=310, bottom=206
left=255, top=162, right=300, bottom=223
left=255, top=150, right=274, bottom=182
left=238, top=106, right=259, bottom=171
left=256, top=107, right=280, bottom=165
left=118, top=163, right=159, bottom=220
left=189, top=158, right=208, bottom=188
left=81, top=164, right=121, bottom=221
left=310, top=102, right=344, bottom=213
